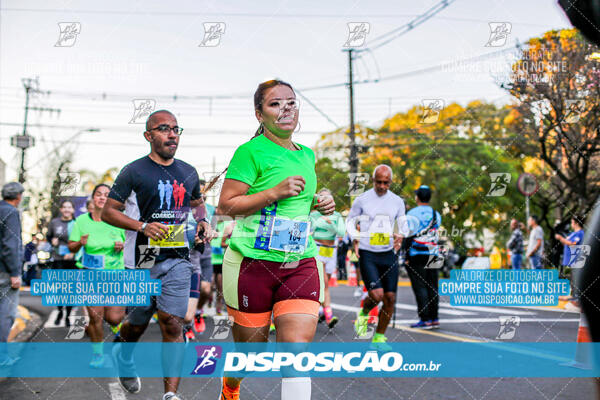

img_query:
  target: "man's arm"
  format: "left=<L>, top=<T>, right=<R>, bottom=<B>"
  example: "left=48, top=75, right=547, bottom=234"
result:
left=0, top=210, right=22, bottom=278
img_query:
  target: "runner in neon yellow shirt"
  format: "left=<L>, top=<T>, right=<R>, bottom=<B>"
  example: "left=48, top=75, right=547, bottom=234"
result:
left=217, top=80, right=335, bottom=400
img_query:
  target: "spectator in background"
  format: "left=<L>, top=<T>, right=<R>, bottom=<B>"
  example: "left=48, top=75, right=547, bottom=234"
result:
left=336, top=233, right=349, bottom=281
left=22, top=234, right=39, bottom=286
left=526, top=215, right=545, bottom=269
left=555, top=215, right=585, bottom=303
left=0, top=182, right=25, bottom=366
left=405, top=185, right=442, bottom=329
left=47, top=200, right=77, bottom=326
left=506, top=219, right=524, bottom=270
left=86, top=198, right=94, bottom=214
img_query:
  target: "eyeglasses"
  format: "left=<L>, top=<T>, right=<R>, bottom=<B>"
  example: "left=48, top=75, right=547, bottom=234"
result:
left=149, top=124, right=184, bottom=135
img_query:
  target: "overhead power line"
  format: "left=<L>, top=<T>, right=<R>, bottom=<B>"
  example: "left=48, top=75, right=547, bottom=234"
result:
left=362, top=0, right=456, bottom=52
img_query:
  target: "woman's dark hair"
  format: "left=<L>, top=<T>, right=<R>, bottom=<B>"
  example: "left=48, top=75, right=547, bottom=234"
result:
left=253, top=79, right=295, bottom=138
left=91, top=183, right=111, bottom=198
left=59, top=199, right=74, bottom=208
left=572, top=214, right=584, bottom=227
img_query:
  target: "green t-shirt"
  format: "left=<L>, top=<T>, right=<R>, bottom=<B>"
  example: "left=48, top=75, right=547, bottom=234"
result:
left=310, top=211, right=346, bottom=241
left=69, top=213, right=126, bottom=270
left=211, top=220, right=233, bottom=265
left=225, top=134, right=318, bottom=262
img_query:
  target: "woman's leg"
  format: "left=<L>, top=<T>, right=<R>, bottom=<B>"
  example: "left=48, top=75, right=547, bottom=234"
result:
left=86, top=306, right=105, bottom=343
left=275, top=313, right=317, bottom=400
left=224, top=323, right=270, bottom=389
left=104, top=306, right=126, bottom=327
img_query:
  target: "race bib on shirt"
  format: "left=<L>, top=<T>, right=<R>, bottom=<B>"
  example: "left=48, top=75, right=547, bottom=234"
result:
left=82, top=251, right=105, bottom=269
left=149, top=224, right=186, bottom=248
left=268, top=217, right=310, bottom=254
left=369, top=232, right=390, bottom=246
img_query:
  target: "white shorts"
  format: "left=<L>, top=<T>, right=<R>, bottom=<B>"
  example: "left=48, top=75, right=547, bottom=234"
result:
left=315, top=244, right=337, bottom=275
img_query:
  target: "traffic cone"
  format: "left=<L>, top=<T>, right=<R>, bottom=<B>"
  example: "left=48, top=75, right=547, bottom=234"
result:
left=360, top=287, right=379, bottom=324
left=573, top=313, right=591, bottom=368
left=368, top=305, right=379, bottom=324
left=563, top=313, right=591, bottom=369
left=347, top=263, right=358, bottom=287
left=329, top=273, right=338, bottom=287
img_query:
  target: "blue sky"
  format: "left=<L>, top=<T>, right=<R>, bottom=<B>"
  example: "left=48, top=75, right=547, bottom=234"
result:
left=0, top=0, right=572, bottom=183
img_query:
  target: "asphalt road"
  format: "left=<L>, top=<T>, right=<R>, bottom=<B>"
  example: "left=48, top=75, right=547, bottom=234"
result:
left=1, top=285, right=594, bottom=400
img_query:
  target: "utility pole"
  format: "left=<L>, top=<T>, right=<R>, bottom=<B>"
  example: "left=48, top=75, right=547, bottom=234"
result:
left=345, top=49, right=358, bottom=175
left=12, top=78, right=60, bottom=183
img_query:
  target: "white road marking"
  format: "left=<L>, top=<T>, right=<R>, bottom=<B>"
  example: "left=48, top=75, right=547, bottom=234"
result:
left=442, top=304, right=533, bottom=315
left=331, top=302, right=476, bottom=316
left=109, top=382, right=128, bottom=400
left=389, top=317, right=579, bottom=324
left=42, top=308, right=80, bottom=328
left=330, top=303, right=578, bottom=324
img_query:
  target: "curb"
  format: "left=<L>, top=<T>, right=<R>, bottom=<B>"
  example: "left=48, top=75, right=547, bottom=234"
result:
left=0, top=306, right=42, bottom=383
left=8, top=306, right=42, bottom=342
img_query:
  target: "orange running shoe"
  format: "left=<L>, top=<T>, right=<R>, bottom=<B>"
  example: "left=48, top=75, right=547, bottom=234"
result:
left=219, top=377, right=240, bottom=400
left=194, top=313, right=206, bottom=333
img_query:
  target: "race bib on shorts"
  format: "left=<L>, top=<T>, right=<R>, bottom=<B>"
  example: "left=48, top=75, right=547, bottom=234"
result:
left=268, top=217, right=310, bottom=254
left=149, top=225, right=186, bottom=248
left=82, top=251, right=105, bottom=269
left=369, top=232, right=390, bottom=246
left=318, top=246, right=335, bottom=258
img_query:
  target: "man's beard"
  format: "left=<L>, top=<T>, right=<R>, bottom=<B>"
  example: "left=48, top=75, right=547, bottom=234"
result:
left=156, top=142, right=177, bottom=159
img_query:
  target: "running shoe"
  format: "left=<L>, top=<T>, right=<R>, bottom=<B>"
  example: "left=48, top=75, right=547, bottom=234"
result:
left=111, top=322, right=122, bottom=335
left=151, top=312, right=159, bottom=323
left=370, top=333, right=392, bottom=352
left=111, top=343, right=141, bottom=393
left=430, top=319, right=440, bottom=329
left=354, top=310, right=369, bottom=337
left=89, top=353, right=104, bottom=369
left=410, top=320, right=433, bottom=329
left=183, top=325, right=195, bottom=343
left=269, top=323, right=276, bottom=334
left=327, top=316, right=339, bottom=329
left=353, top=287, right=363, bottom=298
left=318, top=313, right=325, bottom=324
left=194, top=313, right=206, bottom=334
left=163, top=392, right=182, bottom=400
left=0, top=356, right=20, bottom=367
left=219, top=377, right=240, bottom=400
left=54, top=309, right=63, bottom=325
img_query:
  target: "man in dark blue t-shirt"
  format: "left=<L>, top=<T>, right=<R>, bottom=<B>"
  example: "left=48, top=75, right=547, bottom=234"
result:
left=102, top=110, right=212, bottom=400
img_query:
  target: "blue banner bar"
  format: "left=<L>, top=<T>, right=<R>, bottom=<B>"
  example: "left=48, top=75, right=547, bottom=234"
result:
left=1, top=342, right=598, bottom=378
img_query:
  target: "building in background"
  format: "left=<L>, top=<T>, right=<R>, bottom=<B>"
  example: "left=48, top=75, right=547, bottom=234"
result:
left=0, top=158, right=5, bottom=186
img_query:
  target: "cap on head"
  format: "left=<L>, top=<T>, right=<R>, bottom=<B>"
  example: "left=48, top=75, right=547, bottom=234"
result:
left=414, top=185, right=432, bottom=202
left=2, top=182, right=24, bottom=200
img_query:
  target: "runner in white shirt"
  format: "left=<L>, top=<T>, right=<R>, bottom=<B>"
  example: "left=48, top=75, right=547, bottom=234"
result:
left=346, top=164, right=406, bottom=351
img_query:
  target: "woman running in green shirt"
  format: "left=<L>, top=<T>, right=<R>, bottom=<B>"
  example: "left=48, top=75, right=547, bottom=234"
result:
left=217, top=80, right=335, bottom=400
left=68, top=183, right=126, bottom=368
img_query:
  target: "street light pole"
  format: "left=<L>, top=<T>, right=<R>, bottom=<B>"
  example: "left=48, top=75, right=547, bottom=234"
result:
left=345, top=48, right=358, bottom=175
